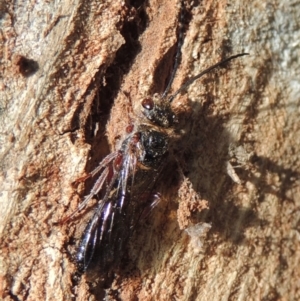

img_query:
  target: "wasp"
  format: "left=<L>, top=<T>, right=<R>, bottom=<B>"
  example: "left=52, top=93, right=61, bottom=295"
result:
left=65, top=3, right=248, bottom=276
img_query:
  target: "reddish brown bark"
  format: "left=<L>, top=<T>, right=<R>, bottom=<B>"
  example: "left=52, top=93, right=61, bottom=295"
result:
left=1, top=0, right=299, bottom=300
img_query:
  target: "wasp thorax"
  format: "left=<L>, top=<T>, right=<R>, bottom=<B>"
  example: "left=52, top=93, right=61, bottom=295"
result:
left=141, top=93, right=176, bottom=128
left=140, top=129, right=168, bottom=167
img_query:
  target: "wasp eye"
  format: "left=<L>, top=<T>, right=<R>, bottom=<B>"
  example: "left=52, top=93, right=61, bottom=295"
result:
left=141, top=98, right=154, bottom=110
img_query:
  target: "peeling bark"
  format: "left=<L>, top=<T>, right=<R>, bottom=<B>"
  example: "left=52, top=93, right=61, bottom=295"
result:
left=1, top=0, right=300, bottom=300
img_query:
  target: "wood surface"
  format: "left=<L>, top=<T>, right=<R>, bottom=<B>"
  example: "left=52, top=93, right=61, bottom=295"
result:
left=1, top=0, right=299, bottom=300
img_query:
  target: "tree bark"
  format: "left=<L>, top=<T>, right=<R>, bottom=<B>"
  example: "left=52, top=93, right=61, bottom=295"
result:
left=1, top=0, right=299, bottom=300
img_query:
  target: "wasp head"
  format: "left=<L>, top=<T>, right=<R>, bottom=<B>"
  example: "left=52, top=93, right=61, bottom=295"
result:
left=141, top=93, right=177, bottom=128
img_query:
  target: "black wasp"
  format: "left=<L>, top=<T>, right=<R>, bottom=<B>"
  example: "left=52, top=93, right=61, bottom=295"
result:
left=65, top=3, right=248, bottom=276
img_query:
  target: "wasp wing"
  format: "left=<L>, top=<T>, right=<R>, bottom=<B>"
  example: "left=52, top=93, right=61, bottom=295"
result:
left=76, top=129, right=168, bottom=274
left=76, top=149, right=132, bottom=273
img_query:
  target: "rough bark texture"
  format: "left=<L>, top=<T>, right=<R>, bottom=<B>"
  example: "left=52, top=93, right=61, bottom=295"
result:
left=1, top=0, right=299, bottom=300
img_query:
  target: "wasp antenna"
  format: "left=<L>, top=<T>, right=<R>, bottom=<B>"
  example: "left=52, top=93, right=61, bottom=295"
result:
left=168, top=53, right=249, bottom=102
